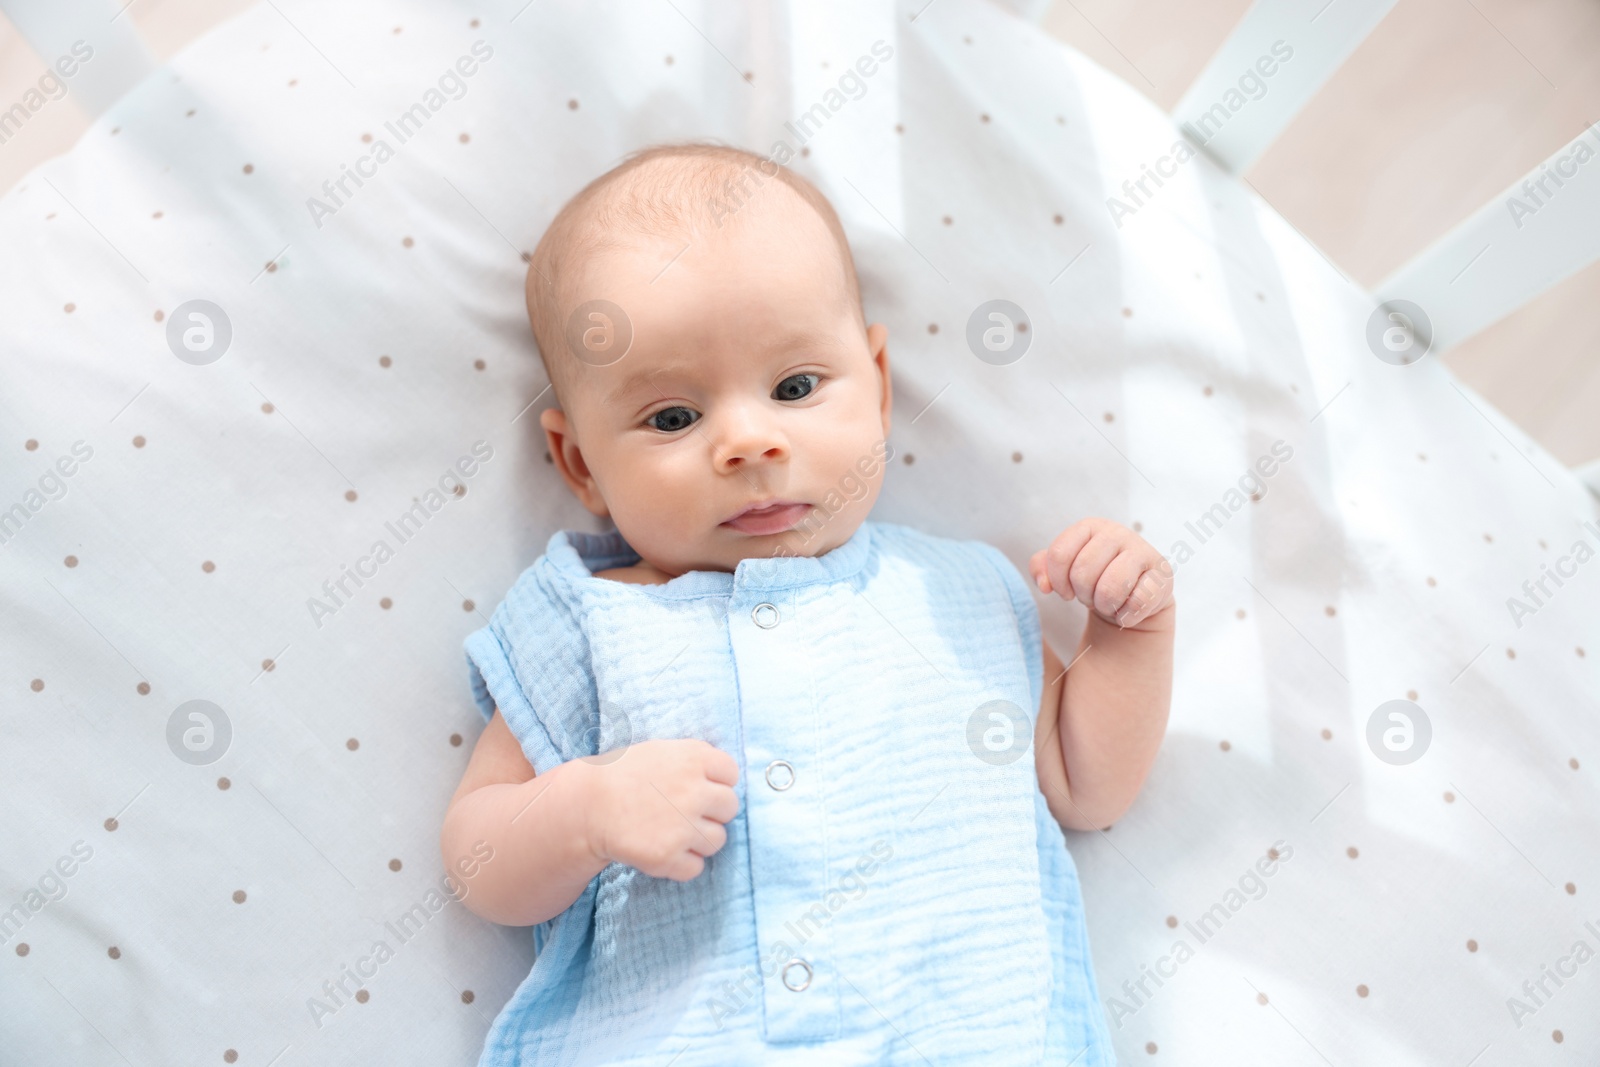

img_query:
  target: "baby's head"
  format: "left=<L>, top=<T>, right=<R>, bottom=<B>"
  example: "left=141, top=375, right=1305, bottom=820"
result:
left=529, top=143, right=892, bottom=579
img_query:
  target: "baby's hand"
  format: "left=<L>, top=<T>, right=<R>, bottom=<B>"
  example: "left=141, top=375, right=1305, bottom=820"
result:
left=1029, top=518, right=1174, bottom=628
left=582, top=739, right=741, bottom=882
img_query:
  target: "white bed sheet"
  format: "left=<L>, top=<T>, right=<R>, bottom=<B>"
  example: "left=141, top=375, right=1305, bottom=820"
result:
left=1, top=0, right=1596, bottom=1063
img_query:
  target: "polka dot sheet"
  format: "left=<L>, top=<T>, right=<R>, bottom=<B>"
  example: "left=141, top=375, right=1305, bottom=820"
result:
left=1, top=0, right=1596, bottom=1063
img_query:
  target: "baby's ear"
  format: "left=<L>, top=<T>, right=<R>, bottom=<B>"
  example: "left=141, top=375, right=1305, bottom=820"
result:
left=867, top=322, right=892, bottom=433
left=539, top=408, right=609, bottom=518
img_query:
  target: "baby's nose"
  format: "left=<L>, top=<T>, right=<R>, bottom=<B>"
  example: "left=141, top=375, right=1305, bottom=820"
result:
left=713, top=408, right=787, bottom=467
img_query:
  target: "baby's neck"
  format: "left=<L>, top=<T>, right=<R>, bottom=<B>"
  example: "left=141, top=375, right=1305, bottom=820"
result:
left=591, top=561, right=678, bottom=586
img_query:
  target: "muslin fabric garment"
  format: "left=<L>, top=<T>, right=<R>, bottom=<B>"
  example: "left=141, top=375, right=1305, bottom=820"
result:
left=463, top=519, right=1115, bottom=1066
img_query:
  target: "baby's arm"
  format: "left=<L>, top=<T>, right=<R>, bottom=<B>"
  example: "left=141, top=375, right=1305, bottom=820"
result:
left=1027, top=519, right=1174, bottom=832
left=440, top=710, right=741, bottom=927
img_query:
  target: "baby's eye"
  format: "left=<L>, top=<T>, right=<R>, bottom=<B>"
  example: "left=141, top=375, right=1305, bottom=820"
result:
left=773, top=373, right=819, bottom=402
left=648, top=406, right=699, bottom=433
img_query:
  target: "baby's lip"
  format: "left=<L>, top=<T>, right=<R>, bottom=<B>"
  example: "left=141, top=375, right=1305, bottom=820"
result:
left=720, top=499, right=810, bottom=535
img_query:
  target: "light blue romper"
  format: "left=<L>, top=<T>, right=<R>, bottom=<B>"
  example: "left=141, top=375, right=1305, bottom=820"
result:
left=463, top=519, right=1116, bottom=1066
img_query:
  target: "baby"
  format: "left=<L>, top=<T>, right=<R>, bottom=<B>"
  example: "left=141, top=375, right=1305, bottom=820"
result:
left=441, top=142, right=1174, bottom=1066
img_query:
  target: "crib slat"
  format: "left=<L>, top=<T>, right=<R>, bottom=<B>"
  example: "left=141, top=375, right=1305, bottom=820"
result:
left=0, top=0, right=155, bottom=118
left=1172, top=0, right=1397, bottom=174
left=1376, top=122, right=1600, bottom=354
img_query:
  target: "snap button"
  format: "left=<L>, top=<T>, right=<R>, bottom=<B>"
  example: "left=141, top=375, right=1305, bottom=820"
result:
left=752, top=602, right=780, bottom=628
left=780, top=957, right=813, bottom=992
left=764, top=759, right=795, bottom=791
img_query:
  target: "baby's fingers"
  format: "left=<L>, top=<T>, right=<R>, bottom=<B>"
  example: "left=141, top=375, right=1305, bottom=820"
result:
left=1033, top=521, right=1099, bottom=599
left=1112, top=559, right=1175, bottom=628
left=1091, top=549, right=1151, bottom=623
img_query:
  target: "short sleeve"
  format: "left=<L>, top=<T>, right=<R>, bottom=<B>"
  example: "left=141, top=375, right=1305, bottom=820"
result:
left=462, top=559, right=598, bottom=776
left=972, top=540, right=1045, bottom=715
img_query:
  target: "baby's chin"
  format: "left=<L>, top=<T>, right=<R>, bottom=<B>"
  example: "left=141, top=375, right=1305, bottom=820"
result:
left=627, top=511, right=864, bottom=576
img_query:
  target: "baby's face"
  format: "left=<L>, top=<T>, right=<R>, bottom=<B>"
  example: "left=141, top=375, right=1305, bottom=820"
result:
left=540, top=187, right=892, bottom=578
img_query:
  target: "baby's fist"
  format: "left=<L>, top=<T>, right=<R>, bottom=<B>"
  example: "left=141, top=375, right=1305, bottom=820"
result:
left=1030, top=518, right=1174, bottom=628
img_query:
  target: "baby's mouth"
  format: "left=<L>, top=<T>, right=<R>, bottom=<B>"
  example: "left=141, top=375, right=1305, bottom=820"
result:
left=720, top=500, right=811, bottom=536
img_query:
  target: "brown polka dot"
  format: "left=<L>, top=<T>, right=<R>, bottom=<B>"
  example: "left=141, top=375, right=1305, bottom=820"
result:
left=1121, top=307, right=1132, bottom=318
left=152, top=214, right=163, bottom=223
left=903, top=454, right=915, bottom=465
left=979, top=113, right=990, bottom=123
left=1235, top=609, right=1246, bottom=619
left=894, top=122, right=903, bottom=133
left=453, top=485, right=465, bottom=498
left=1443, top=791, right=1455, bottom=803
left=567, top=99, right=579, bottom=110
left=1165, top=915, right=1177, bottom=928
left=520, top=252, right=532, bottom=263
left=137, top=682, right=150, bottom=695
left=345, top=490, right=358, bottom=502
left=799, top=146, right=810, bottom=158
left=1257, top=992, right=1268, bottom=1005
left=392, top=25, right=402, bottom=33
left=1202, top=385, right=1213, bottom=396
left=202, top=561, right=216, bottom=573
left=25, top=439, right=38, bottom=451
left=108, top=946, right=120, bottom=959
left=665, top=54, right=674, bottom=64
left=1571, top=758, right=1580, bottom=770
left=1426, top=576, right=1437, bottom=587
left=1578, top=647, right=1587, bottom=657
left=389, top=858, right=402, bottom=871
left=379, top=355, right=391, bottom=367
left=288, top=79, right=297, bottom=87
left=1145, top=1042, right=1157, bottom=1054
left=186, top=109, right=196, bottom=117
left=941, top=215, right=953, bottom=226
left=450, top=733, right=463, bottom=747
left=15, top=944, right=27, bottom=956
left=380, top=597, right=393, bottom=610
left=64, top=555, right=78, bottom=568
left=133, top=435, right=146, bottom=448
left=232, top=890, right=246, bottom=903
left=1219, top=740, right=1231, bottom=751
left=260, top=402, right=274, bottom=414
left=355, top=989, right=370, bottom=1003
left=1321, top=728, right=1332, bottom=740
left=1266, top=846, right=1280, bottom=860
left=361, top=132, right=373, bottom=143
left=1324, top=605, right=1336, bottom=616
left=1506, top=648, right=1516, bottom=659
left=459, top=133, right=470, bottom=143
left=64, top=303, right=76, bottom=314
left=1132, top=522, right=1142, bottom=532
left=225, top=1052, right=238, bottom=1064
left=1016, top=322, right=1027, bottom=334
left=104, top=817, right=118, bottom=831
left=1566, top=882, right=1577, bottom=895
left=30, top=679, right=43, bottom=692
left=927, top=323, right=939, bottom=334
left=461, top=989, right=475, bottom=1004
left=1011, top=451, right=1022, bottom=463
left=1554, top=1030, right=1563, bottom=1043
left=217, top=777, right=230, bottom=790
left=474, top=359, right=486, bottom=370
left=261, top=658, right=275, bottom=672
left=1355, top=984, right=1368, bottom=998
left=1466, top=939, right=1478, bottom=952
left=1347, top=846, right=1358, bottom=859
left=243, top=163, right=254, bottom=174
left=347, top=738, right=360, bottom=751
left=265, top=261, right=277, bottom=273
left=1483, top=533, right=1493, bottom=543
left=470, top=18, right=480, bottom=27
left=1418, top=453, right=1427, bottom=462
left=402, top=236, right=414, bottom=248
left=462, top=599, right=475, bottom=612
left=544, top=451, right=553, bottom=464
left=1103, top=412, right=1114, bottom=423
left=1255, top=292, right=1265, bottom=302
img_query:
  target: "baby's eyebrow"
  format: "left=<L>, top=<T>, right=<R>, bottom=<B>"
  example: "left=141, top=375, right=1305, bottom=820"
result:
left=603, top=331, right=842, bottom=407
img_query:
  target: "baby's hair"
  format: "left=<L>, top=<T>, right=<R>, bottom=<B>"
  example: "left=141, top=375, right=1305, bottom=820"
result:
left=524, top=141, right=864, bottom=409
